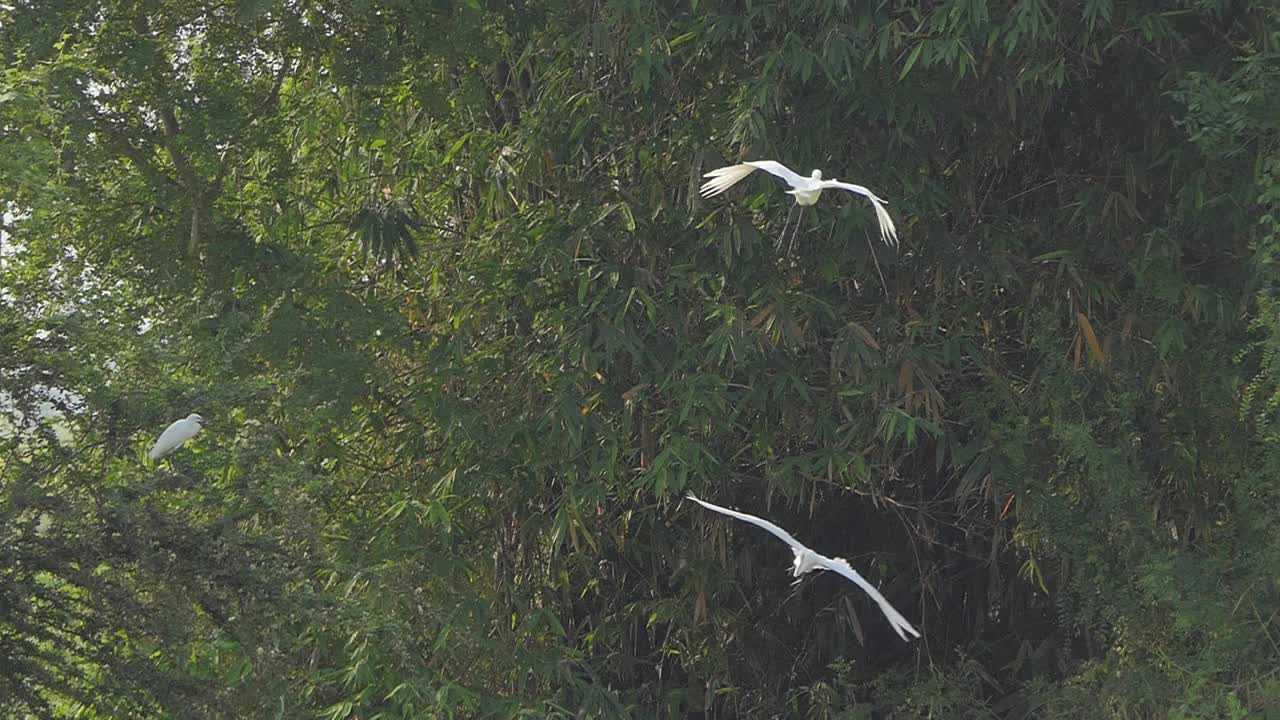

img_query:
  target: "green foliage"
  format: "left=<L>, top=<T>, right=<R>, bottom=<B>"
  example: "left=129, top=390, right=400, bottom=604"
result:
left=2, top=0, right=1279, bottom=717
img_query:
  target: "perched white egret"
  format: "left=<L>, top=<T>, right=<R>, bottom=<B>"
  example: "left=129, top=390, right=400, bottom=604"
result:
left=700, top=160, right=898, bottom=253
left=147, top=413, right=204, bottom=460
left=687, top=493, right=920, bottom=642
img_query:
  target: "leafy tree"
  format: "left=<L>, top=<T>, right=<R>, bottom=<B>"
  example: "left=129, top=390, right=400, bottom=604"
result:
left=2, top=0, right=1278, bottom=717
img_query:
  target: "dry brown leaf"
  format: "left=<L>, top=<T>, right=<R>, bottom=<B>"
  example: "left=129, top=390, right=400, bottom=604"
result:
left=843, top=596, right=866, bottom=646
left=1077, top=312, right=1107, bottom=367
left=1000, top=493, right=1016, bottom=520
left=897, top=360, right=915, bottom=396
left=622, top=383, right=648, bottom=402
left=749, top=303, right=774, bottom=328
left=640, top=415, right=654, bottom=469
left=847, top=320, right=881, bottom=350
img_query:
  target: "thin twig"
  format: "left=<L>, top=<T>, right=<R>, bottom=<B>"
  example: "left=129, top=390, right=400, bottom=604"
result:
left=865, top=228, right=889, bottom=299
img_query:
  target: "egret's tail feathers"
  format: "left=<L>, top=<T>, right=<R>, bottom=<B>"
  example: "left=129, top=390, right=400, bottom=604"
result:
left=868, top=196, right=899, bottom=248
left=700, top=163, right=757, bottom=198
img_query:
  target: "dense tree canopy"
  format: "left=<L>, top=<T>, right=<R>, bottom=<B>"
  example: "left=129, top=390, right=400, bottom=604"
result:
left=2, top=0, right=1279, bottom=717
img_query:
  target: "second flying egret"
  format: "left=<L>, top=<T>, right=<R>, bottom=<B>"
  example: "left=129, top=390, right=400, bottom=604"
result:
left=688, top=493, right=921, bottom=642
left=147, top=413, right=204, bottom=460
left=700, top=160, right=898, bottom=252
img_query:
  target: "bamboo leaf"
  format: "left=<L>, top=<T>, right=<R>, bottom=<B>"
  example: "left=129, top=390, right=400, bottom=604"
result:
left=442, top=133, right=472, bottom=165
left=847, top=320, right=881, bottom=350
left=900, top=43, right=924, bottom=80
left=1077, top=312, right=1107, bottom=367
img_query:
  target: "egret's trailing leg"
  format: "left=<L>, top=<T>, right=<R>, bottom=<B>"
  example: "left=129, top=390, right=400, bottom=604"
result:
left=775, top=205, right=797, bottom=251
left=787, top=207, right=806, bottom=256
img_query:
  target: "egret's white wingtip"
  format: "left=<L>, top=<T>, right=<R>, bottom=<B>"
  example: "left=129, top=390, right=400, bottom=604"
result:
left=883, top=606, right=921, bottom=641
left=870, top=198, right=899, bottom=248
left=699, top=164, right=757, bottom=198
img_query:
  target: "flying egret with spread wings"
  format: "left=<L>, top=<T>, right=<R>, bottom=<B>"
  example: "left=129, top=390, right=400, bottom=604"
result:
left=148, top=413, right=204, bottom=460
left=700, top=160, right=898, bottom=253
left=688, top=493, right=920, bottom=642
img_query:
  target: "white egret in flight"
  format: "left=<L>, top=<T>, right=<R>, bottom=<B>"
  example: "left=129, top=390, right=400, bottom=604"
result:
left=147, top=413, right=204, bottom=460
left=700, top=160, right=898, bottom=253
left=688, top=493, right=920, bottom=642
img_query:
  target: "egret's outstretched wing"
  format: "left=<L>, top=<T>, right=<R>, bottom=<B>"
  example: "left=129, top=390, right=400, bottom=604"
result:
left=148, top=417, right=202, bottom=460
left=700, top=160, right=806, bottom=198
left=687, top=494, right=805, bottom=552
left=821, top=180, right=886, bottom=204
left=743, top=160, right=807, bottom=188
left=817, top=555, right=921, bottom=641
left=822, top=181, right=899, bottom=248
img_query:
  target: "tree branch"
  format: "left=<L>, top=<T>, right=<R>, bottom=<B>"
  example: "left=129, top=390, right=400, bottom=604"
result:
left=132, top=13, right=210, bottom=252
